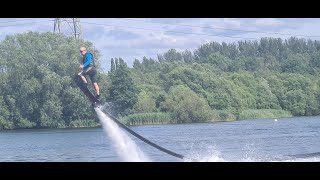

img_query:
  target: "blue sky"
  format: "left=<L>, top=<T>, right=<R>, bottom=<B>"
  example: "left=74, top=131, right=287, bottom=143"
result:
left=1, top=18, right=320, bottom=72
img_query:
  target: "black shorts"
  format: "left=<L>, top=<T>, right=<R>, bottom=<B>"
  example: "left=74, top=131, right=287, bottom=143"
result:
left=81, top=66, right=97, bottom=83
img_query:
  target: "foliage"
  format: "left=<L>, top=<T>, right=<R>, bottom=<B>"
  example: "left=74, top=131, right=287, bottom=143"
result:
left=108, top=59, right=139, bottom=116
left=160, top=85, right=212, bottom=123
left=2, top=33, right=320, bottom=129
left=0, top=32, right=101, bottom=129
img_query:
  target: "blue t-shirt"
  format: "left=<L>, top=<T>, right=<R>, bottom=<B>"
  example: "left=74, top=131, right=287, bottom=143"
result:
left=83, top=53, right=93, bottom=68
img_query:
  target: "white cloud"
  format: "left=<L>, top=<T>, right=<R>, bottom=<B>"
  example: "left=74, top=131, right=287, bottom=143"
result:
left=222, top=18, right=242, bottom=28
left=255, top=18, right=283, bottom=27
left=149, top=32, right=177, bottom=43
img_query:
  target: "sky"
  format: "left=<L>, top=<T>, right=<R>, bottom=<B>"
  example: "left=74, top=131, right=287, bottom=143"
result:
left=1, top=18, right=320, bottom=72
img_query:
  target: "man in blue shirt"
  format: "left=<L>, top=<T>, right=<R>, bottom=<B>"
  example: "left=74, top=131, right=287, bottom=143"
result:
left=78, top=47, right=100, bottom=100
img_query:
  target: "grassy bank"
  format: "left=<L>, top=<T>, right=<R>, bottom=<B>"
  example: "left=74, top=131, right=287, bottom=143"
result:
left=119, top=109, right=293, bottom=125
left=238, top=109, right=292, bottom=120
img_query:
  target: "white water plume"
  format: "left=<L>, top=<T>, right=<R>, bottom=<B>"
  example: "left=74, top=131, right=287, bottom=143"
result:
left=94, top=107, right=151, bottom=162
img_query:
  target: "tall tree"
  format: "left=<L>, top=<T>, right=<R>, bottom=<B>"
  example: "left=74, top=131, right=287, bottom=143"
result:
left=133, top=59, right=142, bottom=70
left=163, top=49, right=183, bottom=62
left=110, top=58, right=115, bottom=72
left=108, top=61, right=139, bottom=116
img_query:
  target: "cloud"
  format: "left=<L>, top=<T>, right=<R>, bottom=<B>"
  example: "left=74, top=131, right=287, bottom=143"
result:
left=255, top=18, right=283, bottom=27
left=108, top=29, right=141, bottom=40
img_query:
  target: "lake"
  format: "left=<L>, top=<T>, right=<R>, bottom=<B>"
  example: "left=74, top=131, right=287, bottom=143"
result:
left=1, top=111, right=319, bottom=162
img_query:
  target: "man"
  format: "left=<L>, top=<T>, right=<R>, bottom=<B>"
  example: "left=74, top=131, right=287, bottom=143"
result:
left=78, top=47, right=100, bottom=100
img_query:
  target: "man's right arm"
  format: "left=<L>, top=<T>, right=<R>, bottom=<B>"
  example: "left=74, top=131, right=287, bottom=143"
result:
left=82, top=53, right=92, bottom=68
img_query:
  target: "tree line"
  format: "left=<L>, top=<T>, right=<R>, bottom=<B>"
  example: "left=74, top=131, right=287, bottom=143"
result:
left=1, top=32, right=319, bottom=130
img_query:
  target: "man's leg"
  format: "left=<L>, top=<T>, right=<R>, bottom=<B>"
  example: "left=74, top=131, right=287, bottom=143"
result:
left=78, top=72, right=88, bottom=85
left=89, top=68, right=100, bottom=97
left=93, top=83, right=100, bottom=96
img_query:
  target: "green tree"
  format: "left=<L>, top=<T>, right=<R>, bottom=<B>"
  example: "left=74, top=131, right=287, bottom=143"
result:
left=283, top=89, right=307, bottom=116
left=163, top=49, right=183, bottom=62
left=133, top=91, right=157, bottom=113
left=281, top=53, right=308, bottom=73
left=161, top=85, right=212, bottom=123
left=182, top=49, right=194, bottom=63
left=133, top=59, right=142, bottom=70
left=110, top=58, right=115, bottom=72
left=0, top=96, right=13, bottom=130
left=0, top=31, right=100, bottom=129
left=108, top=61, right=139, bottom=116
left=207, top=52, right=232, bottom=71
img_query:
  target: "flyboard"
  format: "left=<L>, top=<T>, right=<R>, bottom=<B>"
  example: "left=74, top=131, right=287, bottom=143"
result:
left=74, top=74, right=196, bottom=161
left=74, top=74, right=101, bottom=107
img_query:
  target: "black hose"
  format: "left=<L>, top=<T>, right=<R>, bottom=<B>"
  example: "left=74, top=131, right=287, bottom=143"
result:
left=99, top=108, right=196, bottom=161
